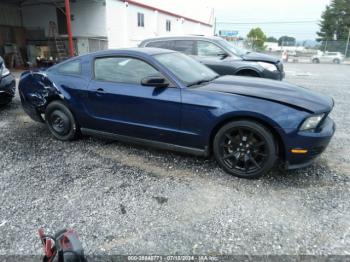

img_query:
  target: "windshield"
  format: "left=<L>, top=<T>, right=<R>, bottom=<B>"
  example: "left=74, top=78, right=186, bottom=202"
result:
left=154, top=52, right=218, bottom=86
left=218, top=39, right=250, bottom=56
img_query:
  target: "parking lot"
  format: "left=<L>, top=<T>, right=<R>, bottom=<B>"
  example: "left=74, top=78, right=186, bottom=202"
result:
left=0, top=63, right=350, bottom=256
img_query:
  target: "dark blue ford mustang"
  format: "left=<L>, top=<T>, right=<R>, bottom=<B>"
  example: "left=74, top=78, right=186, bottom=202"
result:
left=18, top=48, right=335, bottom=178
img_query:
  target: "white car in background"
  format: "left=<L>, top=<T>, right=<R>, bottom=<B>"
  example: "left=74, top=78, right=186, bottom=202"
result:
left=311, top=51, right=345, bottom=64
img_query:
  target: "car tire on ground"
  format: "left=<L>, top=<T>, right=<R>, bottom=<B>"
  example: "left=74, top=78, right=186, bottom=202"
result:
left=333, top=58, right=340, bottom=64
left=45, top=100, right=79, bottom=141
left=213, top=120, right=277, bottom=179
left=312, top=58, right=320, bottom=64
left=0, top=94, right=13, bottom=107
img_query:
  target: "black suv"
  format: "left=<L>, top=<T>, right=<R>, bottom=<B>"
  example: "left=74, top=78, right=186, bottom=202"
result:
left=0, top=56, right=16, bottom=106
left=139, top=36, right=285, bottom=81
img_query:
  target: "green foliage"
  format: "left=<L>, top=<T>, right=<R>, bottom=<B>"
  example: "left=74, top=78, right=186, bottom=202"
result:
left=278, top=36, right=296, bottom=46
left=317, top=0, right=350, bottom=55
left=247, top=27, right=267, bottom=51
left=267, top=37, right=278, bottom=42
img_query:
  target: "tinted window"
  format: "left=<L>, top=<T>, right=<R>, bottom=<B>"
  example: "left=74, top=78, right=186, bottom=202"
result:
left=154, top=52, right=217, bottom=86
left=146, top=41, right=171, bottom=49
left=94, top=57, right=159, bottom=84
left=57, top=60, right=81, bottom=75
left=173, top=40, right=195, bottom=55
left=197, top=41, right=225, bottom=57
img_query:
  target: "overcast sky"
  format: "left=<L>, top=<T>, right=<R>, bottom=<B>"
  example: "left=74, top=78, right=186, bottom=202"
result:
left=141, top=0, right=330, bottom=40
left=214, top=0, right=331, bottom=40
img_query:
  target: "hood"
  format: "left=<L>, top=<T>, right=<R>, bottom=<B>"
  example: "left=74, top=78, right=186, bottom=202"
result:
left=198, top=76, right=334, bottom=113
left=242, top=52, right=280, bottom=64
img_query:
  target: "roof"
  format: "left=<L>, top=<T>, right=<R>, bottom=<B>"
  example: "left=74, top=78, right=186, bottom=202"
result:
left=80, top=47, right=174, bottom=58
left=140, top=35, right=223, bottom=43
left=123, top=0, right=213, bottom=27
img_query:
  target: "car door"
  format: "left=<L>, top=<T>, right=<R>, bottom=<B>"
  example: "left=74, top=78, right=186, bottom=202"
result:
left=322, top=52, right=332, bottom=63
left=195, top=40, right=237, bottom=75
left=195, top=40, right=228, bottom=62
left=85, top=55, right=181, bottom=144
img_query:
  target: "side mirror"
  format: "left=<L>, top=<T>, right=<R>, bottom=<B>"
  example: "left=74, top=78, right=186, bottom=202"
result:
left=217, top=52, right=229, bottom=59
left=141, top=76, right=169, bottom=88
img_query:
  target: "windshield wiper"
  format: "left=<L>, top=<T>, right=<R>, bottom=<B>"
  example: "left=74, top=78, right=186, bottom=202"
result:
left=187, top=75, right=220, bottom=87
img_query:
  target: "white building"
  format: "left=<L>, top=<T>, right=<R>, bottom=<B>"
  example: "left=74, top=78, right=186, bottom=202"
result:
left=0, top=0, right=214, bottom=62
left=106, top=0, right=214, bottom=48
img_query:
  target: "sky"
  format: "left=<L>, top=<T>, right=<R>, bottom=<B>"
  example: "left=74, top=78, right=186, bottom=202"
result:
left=214, top=0, right=331, bottom=41
left=141, top=0, right=331, bottom=41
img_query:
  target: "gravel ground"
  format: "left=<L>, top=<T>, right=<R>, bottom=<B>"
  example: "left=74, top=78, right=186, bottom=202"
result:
left=0, top=63, right=350, bottom=257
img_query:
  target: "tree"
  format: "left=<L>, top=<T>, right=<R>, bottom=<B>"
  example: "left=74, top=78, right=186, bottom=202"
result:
left=317, top=0, right=350, bottom=55
left=278, top=36, right=296, bottom=46
left=267, top=36, right=278, bottom=42
left=247, top=27, right=267, bottom=50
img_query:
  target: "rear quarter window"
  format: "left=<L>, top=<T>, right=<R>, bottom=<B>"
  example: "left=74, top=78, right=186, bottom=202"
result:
left=145, top=41, right=172, bottom=49
left=56, top=60, right=81, bottom=75
left=173, top=40, right=195, bottom=55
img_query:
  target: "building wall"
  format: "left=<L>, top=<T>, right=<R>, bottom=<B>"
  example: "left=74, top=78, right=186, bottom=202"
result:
left=21, top=0, right=107, bottom=38
left=70, top=0, right=107, bottom=38
left=0, top=3, right=24, bottom=49
left=106, top=0, right=213, bottom=48
left=0, top=3, right=21, bottom=27
left=19, top=0, right=213, bottom=50
left=22, top=4, right=57, bottom=37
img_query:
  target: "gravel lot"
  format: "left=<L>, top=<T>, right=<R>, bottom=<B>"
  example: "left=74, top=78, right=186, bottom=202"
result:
left=1, top=63, right=350, bottom=257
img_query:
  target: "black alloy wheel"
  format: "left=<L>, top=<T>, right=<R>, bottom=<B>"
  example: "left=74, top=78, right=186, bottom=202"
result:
left=45, top=100, right=79, bottom=141
left=213, top=120, right=277, bottom=178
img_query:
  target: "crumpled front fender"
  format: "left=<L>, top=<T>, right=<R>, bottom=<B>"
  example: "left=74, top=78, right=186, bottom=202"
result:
left=19, top=71, right=63, bottom=122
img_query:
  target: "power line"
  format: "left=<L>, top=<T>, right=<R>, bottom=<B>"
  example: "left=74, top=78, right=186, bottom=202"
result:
left=216, top=20, right=319, bottom=25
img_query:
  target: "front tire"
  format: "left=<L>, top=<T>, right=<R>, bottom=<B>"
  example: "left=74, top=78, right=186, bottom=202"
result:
left=333, top=58, right=340, bottom=64
left=45, top=100, right=79, bottom=141
left=213, top=120, right=277, bottom=179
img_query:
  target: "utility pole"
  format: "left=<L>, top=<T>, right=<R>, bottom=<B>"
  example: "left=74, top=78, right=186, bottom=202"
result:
left=65, top=0, right=74, bottom=57
left=214, top=17, right=216, bottom=35
left=345, top=28, right=350, bottom=57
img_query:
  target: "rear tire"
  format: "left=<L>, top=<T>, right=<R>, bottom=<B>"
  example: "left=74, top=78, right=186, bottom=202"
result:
left=45, top=100, right=79, bottom=141
left=333, top=58, right=340, bottom=64
left=312, top=58, right=320, bottom=64
left=213, top=120, right=277, bottom=179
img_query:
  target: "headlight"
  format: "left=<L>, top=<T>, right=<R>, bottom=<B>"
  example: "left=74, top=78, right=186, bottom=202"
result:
left=1, top=64, right=10, bottom=77
left=257, top=62, right=278, bottom=72
left=300, top=114, right=325, bottom=131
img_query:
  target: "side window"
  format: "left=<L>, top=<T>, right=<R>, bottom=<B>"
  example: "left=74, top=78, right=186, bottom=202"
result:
left=197, top=41, right=225, bottom=57
left=137, top=12, right=144, bottom=27
left=173, top=40, right=195, bottom=55
left=94, top=57, right=159, bottom=85
left=166, top=20, right=171, bottom=32
left=57, top=60, right=81, bottom=75
left=145, top=41, right=171, bottom=49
